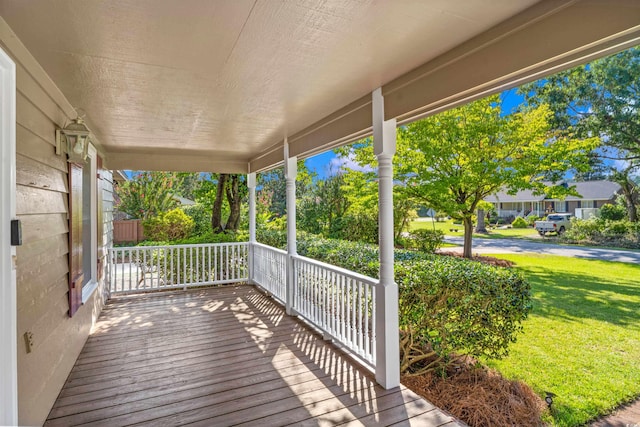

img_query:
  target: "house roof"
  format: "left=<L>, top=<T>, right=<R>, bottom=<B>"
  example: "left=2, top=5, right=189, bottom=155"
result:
left=173, top=196, right=196, bottom=206
left=1, top=1, right=639, bottom=174
left=485, top=180, right=622, bottom=203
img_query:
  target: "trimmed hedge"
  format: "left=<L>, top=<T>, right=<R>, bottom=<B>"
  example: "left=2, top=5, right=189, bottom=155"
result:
left=257, top=229, right=531, bottom=372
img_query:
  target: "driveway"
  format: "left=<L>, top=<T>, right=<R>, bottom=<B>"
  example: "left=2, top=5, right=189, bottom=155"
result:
left=443, top=236, right=640, bottom=264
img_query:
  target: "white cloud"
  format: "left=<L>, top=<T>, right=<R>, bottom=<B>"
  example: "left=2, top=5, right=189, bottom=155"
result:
left=328, top=153, right=375, bottom=175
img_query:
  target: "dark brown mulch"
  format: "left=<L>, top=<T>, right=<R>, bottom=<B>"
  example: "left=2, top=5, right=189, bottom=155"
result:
left=403, top=366, right=546, bottom=427
left=438, top=250, right=515, bottom=268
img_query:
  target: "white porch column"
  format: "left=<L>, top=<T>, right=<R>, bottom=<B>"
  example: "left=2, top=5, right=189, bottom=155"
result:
left=372, top=88, right=400, bottom=389
left=284, top=139, right=297, bottom=315
left=247, top=172, right=256, bottom=284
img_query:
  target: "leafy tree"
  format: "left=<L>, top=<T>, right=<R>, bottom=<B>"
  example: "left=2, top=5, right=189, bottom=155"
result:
left=257, top=162, right=314, bottom=219
left=211, top=173, right=228, bottom=233
left=400, top=97, right=597, bottom=257
left=191, top=173, right=247, bottom=233
left=347, top=96, right=596, bottom=258
left=519, top=46, right=640, bottom=221
left=298, top=173, right=352, bottom=237
left=333, top=143, right=417, bottom=243
left=115, top=171, right=184, bottom=219
left=175, top=172, right=202, bottom=200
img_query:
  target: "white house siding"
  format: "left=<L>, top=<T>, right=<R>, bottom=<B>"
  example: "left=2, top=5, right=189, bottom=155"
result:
left=101, top=169, right=114, bottom=289
left=1, top=20, right=108, bottom=426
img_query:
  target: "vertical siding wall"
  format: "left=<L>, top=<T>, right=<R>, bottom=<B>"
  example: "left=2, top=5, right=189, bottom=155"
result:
left=1, top=21, right=109, bottom=426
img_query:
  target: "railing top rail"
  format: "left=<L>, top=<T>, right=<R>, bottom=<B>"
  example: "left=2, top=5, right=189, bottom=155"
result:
left=252, top=241, right=288, bottom=255
left=109, top=241, right=249, bottom=252
left=292, top=253, right=379, bottom=287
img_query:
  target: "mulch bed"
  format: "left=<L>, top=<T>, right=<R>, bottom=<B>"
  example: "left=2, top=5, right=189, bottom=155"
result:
left=403, top=251, right=543, bottom=426
left=403, top=366, right=546, bottom=427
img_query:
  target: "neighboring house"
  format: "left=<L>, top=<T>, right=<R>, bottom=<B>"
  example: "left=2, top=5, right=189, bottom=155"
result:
left=0, top=3, right=637, bottom=426
left=485, top=180, right=622, bottom=218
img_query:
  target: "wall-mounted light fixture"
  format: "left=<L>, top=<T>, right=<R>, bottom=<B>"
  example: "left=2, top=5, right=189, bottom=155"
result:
left=56, top=117, right=91, bottom=163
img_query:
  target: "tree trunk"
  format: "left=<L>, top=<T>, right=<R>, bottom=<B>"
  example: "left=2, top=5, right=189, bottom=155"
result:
left=462, top=216, right=474, bottom=258
left=620, top=180, right=638, bottom=222
left=211, top=174, right=228, bottom=233
left=611, top=168, right=639, bottom=222
left=475, top=208, right=487, bottom=233
left=226, top=174, right=241, bottom=230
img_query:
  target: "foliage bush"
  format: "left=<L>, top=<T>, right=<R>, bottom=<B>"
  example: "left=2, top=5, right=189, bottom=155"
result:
left=525, top=215, right=540, bottom=226
left=599, top=203, right=627, bottom=221
left=396, top=259, right=530, bottom=375
left=409, top=229, right=445, bottom=253
left=181, top=204, right=211, bottom=236
left=562, top=218, right=640, bottom=249
left=142, top=208, right=195, bottom=241
left=256, top=229, right=531, bottom=374
left=332, top=212, right=379, bottom=244
left=511, top=217, right=529, bottom=228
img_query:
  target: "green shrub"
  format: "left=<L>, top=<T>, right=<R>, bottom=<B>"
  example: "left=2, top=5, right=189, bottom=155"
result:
left=396, top=258, right=530, bottom=373
left=562, top=218, right=640, bottom=249
left=256, top=228, right=289, bottom=249
left=511, top=216, right=528, bottom=228
left=410, top=229, right=445, bottom=253
left=181, top=204, right=211, bottom=236
left=600, top=203, right=627, bottom=221
left=143, top=208, right=195, bottom=241
left=526, top=215, right=540, bottom=226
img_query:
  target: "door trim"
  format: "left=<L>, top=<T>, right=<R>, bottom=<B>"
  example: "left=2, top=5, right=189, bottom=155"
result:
left=0, top=45, right=18, bottom=425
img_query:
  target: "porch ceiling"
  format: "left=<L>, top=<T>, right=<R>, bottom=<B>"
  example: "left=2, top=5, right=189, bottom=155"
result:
left=1, top=0, right=639, bottom=173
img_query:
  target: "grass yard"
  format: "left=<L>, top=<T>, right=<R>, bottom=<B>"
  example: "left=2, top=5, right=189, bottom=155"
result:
left=485, top=254, right=640, bottom=427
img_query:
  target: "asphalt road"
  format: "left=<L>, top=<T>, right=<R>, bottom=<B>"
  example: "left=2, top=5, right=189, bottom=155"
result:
left=443, top=236, right=640, bottom=264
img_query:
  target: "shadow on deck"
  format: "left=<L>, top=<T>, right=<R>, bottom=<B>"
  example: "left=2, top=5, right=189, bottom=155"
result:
left=45, top=285, right=463, bottom=426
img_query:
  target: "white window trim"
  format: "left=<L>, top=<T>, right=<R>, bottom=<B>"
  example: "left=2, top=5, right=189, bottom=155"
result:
left=0, top=46, right=18, bottom=426
left=82, top=144, right=99, bottom=304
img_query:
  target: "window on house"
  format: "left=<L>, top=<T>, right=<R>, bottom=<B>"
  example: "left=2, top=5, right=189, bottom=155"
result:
left=68, top=163, right=83, bottom=317
left=582, top=200, right=594, bottom=208
left=68, top=148, right=98, bottom=317
left=555, top=201, right=567, bottom=213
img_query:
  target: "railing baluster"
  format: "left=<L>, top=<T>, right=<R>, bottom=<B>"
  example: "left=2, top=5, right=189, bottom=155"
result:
left=358, top=280, right=363, bottom=354
left=207, top=245, right=211, bottom=282
left=364, top=281, right=369, bottom=358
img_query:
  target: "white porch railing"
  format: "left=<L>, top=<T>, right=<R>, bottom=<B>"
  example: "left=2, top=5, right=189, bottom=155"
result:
left=251, top=242, right=287, bottom=304
left=292, top=254, right=377, bottom=368
left=107, top=242, right=248, bottom=295
left=107, top=241, right=378, bottom=370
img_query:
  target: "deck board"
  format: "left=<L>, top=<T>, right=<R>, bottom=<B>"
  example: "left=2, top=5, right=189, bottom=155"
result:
left=46, top=285, right=464, bottom=426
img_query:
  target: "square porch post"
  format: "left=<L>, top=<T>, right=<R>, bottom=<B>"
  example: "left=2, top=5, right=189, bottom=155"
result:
left=373, top=88, right=400, bottom=389
left=247, top=172, right=256, bottom=284
left=284, top=139, right=297, bottom=315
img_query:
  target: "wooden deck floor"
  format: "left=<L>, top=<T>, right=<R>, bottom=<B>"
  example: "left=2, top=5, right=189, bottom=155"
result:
left=45, top=285, right=464, bottom=426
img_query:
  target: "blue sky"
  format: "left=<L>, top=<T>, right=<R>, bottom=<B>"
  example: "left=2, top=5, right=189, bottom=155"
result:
left=305, top=88, right=525, bottom=179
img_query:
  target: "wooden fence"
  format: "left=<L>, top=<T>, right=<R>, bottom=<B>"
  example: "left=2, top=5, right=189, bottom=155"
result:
left=113, top=219, right=145, bottom=244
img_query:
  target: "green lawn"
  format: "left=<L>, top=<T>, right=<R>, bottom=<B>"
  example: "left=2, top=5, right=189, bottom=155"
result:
left=410, top=218, right=539, bottom=239
left=484, top=254, right=640, bottom=427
